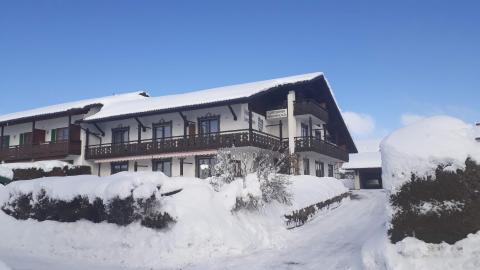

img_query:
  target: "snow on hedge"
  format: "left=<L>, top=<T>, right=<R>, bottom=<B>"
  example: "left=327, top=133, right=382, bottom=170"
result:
left=0, top=160, right=72, bottom=180
left=0, top=173, right=347, bottom=269
left=0, top=260, right=10, bottom=270
left=362, top=231, right=480, bottom=270
left=380, top=115, right=480, bottom=192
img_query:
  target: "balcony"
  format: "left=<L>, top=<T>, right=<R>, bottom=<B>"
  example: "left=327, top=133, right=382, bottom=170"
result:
left=0, top=140, right=82, bottom=162
left=86, top=130, right=285, bottom=160
left=293, top=99, right=329, bottom=123
left=294, top=136, right=349, bottom=162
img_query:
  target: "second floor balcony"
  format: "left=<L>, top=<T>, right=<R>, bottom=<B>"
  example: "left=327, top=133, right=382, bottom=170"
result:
left=294, top=136, right=349, bottom=162
left=85, top=129, right=284, bottom=160
left=0, top=140, right=82, bottom=162
left=293, top=98, right=329, bottom=123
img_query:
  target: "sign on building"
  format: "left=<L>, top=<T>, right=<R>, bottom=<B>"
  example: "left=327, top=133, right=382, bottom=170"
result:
left=266, top=109, right=287, bottom=120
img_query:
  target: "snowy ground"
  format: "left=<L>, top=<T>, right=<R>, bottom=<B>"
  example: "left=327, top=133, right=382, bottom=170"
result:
left=0, top=190, right=387, bottom=270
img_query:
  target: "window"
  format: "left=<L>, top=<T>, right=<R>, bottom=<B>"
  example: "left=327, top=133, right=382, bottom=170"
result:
left=51, top=127, right=69, bottom=142
left=111, top=162, right=128, bottom=174
left=303, top=158, right=310, bottom=175
left=301, top=123, right=309, bottom=138
left=315, top=161, right=324, bottom=177
left=19, top=132, right=32, bottom=145
left=152, top=159, right=172, bottom=177
left=258, top=117, right=264, bottom=132
left=198, top=116, right=219, bottom=135
left=1, top=135, right=10, bottom=148
left=112, top=127, right=129, bottom=144
left=314, top=130, right=322, bottom=141
left=153, top=122, right=172, bottom=140
left=328, top=164, right=334, bottom=177
left=196, top=156, right=216, bottom=179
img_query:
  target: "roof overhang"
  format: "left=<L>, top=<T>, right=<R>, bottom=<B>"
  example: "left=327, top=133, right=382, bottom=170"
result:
left=0, top=105, right=100, bottom=126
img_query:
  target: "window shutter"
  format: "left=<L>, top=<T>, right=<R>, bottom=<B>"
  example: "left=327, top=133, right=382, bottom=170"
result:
left=51, top=129, right=56, bottom=143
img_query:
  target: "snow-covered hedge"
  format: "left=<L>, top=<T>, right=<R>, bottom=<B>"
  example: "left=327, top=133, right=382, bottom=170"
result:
left=1, top=172, right=175, bottom=229
left=0, top=161, right=91, bottom=183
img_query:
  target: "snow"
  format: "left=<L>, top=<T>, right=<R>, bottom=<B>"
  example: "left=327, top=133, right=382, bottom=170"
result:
left=0, top=91, right=147, bottom=124
left=0, top=259, right=10, bottom=270
left=342, top=151, right=381, bottom=170
left=85, top=72, right=323, bottom=121
left=0, top=173, right=348, bottom=269
left=0, top=190, right=386, bottom=270
left=0, top=160, right=73, bottom=180
left=287, top=176, right=347, bottom=210
left=380, top=115, right=480, bottom=192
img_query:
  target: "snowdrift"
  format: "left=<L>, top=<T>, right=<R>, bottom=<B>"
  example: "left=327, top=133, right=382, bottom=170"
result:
left=0, top=160, right=72, bottom=180
left=381, top=115, right=480, bottom=192
left=0, top=173, right=347, bottom=269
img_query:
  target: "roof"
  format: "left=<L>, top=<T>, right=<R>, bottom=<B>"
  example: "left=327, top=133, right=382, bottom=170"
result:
left=84, top=72, right=324, bottom=122
left=342, top=151, right=381, bottom=169
left=0, top=91, right=148, bottom=125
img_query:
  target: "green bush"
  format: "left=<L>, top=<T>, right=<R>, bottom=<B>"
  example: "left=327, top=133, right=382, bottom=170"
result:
left=10, top=165, right=92, bottom=181
left=389, top=158, right=480, bottom=244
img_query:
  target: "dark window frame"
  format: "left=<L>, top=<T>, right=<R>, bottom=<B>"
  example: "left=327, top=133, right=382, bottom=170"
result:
left=303, top=158, right=310, bottom=175
left=51, top=127, right=70, bottom=143
left=1, top=135, right=10, bottom=148
left=301, top=123, right=309, bottom=138
left=152, top=158, right=173, bottom=177
left=328, top=164, right=334, bottom=177
left=111, top=127, right=130, bottom=145
left=152, top=121, right=173, bottom=140
left=196, top=155, right=216, bottom=179
left=197, top=114, right=220, bottom=135
left=111, top=161, right=129, bottom=174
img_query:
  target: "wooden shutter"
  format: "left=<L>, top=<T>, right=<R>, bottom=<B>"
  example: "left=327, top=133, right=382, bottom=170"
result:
left=51, top=129, right=57, bottom=143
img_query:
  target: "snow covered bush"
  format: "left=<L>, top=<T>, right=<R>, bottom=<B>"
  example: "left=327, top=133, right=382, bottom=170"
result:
left=1, top=172, right=174, bottom=229
left=211, top=148, right=293, bottom=209
left=381, top=116, right=480, bottom=245
left=389, top=158, right=480, bottom=244
left=0, top=161, right=91, bottom=182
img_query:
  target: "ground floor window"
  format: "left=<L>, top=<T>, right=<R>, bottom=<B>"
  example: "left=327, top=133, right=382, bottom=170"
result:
left=303, top=158, right=310, bottom=175
left=152, top=159, right=172, bottom=177
left=111, top=161, right=128, bottom=174
left=328, top=164, right=334, bottom=177
left=315, top=161, right=324, bottom=177
left=1, top=135, right=10, bottom=149
left=196, top=155, right=216, bottom=179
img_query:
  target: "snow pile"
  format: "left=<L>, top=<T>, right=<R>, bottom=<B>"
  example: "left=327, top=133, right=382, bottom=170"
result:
left=0, top=160, right=73, bottom=180
left=3, top=171, right=165, bottom=203
left=287, top=176, right=347, bottom=210
left=340, top=178, right=356, bottom=189
left=380, top=116, right=480, bottom=192
left=0, top=173, right=347, bottom=269
left=363, top=231, right=480, bottom=270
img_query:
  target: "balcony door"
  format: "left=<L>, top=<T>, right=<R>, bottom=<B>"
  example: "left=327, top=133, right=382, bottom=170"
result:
left=199, top=116, right=219, bottom=135
left=301, top=123, right=309, bottom=138
left=51, top=127, right=69, bottom=143
left=152, top=159, right=172, bottom=177
left=153, top=122, right=172, bottom=141
left=19, top=132, right=32, bottom=145
left=112, top=127, right=129, bottom=145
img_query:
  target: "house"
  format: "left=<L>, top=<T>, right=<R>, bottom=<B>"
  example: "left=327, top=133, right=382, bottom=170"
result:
left=0, top=72, right=357, bottom=179
left=476, top=123, right=480, bottom=142
left=0, top=92, right=148, bottom=165
left=342, top=152, right=382, bottom=189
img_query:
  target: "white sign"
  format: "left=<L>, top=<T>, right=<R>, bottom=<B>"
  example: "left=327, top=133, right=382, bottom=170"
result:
left=266, top=109, right=287, bottom=120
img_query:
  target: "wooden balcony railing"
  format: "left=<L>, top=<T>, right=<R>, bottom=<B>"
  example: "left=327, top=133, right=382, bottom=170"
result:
left=294, top=136, right=349, bottom=162
left=85, top=130, right=285, bottom=160
left=0, top=140, right=82, bottom=162
left=294, top=99, right=329, bottom=123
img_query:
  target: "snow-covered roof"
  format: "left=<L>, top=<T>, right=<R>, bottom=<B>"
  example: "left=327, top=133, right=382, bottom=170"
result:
left=85, top=72, right=324, bottom=121
left=342, top=151, right=381, bottom=169
left=0, top=91, right=148, bottom=124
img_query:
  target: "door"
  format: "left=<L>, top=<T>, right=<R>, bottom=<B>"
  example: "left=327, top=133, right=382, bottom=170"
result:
left=188, top=122, right=196, bottom=137
left=153, top=159, right=172, bottom=177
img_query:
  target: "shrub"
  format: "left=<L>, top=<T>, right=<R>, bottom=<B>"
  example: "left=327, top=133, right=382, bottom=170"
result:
left=2, top=189, right=175, bottom=230
left=389, top=158, right=480, bottom=244
left=10, top=165, right=92, bottom=181
left=0, top=176, right=11, bottom=185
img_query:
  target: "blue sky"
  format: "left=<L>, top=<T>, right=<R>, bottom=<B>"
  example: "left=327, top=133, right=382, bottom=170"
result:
left=1, top=1, right=479, bottom=149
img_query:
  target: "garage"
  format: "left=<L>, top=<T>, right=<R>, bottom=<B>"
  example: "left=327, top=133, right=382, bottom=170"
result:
left=341, top=152, right=383, bottom=189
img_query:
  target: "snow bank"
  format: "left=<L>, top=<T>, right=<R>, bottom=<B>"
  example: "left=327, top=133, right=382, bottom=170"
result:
left=0, top=160, right=72, bottom=180
left=363, top=231, right=480, bottom=270
left=380, top=116, right=480, bottom=192
left=3, top=171, right=165, bottom=202
left=0, top=173, right=347, bottom=269
left=342, top=151, right=381, bottom=170
left=287, top=176, right=347, bottom=210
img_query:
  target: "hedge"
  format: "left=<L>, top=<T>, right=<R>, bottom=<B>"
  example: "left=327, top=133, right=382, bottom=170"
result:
left=11, top=165, right=91, bottom=181
left=1, top=188, right=175, bottom=230
left=284, top=192, right=350, bottom=229
left=389, top=158, right=480, bottom=244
